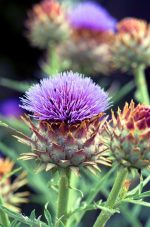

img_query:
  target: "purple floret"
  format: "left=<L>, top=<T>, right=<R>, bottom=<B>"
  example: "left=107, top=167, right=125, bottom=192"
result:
left=69, top=2, right=116, bottom=31
left=20, top=72, right=110, bottom=123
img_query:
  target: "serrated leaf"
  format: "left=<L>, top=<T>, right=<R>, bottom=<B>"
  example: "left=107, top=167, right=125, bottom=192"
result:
left=0, top=205, right=48, bottom=227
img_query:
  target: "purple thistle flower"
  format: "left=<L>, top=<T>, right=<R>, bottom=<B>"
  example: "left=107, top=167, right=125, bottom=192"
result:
left=0, top=99, right=22, bottom=118
left=69, top=2, right=117, bottom=31
left=21, top=72, right=110, bottom=123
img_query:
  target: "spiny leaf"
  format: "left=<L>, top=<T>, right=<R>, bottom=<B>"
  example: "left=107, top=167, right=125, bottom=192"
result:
left=0, top=205, right=48, bottom=227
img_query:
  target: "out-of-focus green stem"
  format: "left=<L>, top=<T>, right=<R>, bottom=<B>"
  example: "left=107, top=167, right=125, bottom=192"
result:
left=56, top=168, right=71, bottom=227
left=42, top=46, right=60, bottom=76
left=134, top=65, right=149, bottom=104
left=93, top=167, right=128, bottom=227
left=0, top=196, right=10, bottom=227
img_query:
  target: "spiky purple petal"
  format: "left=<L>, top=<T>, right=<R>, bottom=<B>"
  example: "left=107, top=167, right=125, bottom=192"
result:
left=69, top=2, right=116, bottom=31
left=20, top=72, right=110, bottom=123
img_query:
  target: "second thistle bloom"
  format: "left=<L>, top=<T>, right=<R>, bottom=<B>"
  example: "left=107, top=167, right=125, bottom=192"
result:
left=57, top=2, right=116, bottom=74
left=26, top=0, right=70, bottom=48
left=18, top=72, right=111, bottom=172
left=108, top=101, right=150, bottom=170
left=111, top=18, right=150, bottom=72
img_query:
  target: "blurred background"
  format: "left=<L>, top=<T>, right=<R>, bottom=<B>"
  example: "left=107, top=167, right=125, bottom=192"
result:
left=0, top=0, right=150, bottom=93
left=0, top=1, right=150, bottom=227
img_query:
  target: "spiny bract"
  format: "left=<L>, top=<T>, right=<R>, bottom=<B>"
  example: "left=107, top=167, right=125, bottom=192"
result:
left=107, top=101, right=150, bottom=170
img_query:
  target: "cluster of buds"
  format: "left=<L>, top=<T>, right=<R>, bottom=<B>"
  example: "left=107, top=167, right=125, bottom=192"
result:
left=110, top=18, right=150, bottom=72
left=0, top=158, right=29, bottom=212
left=26, top=0, right=70, bottom=48
left=107, top=101, right=150, bottom=170
left=26, top=1, right=116, bottom=75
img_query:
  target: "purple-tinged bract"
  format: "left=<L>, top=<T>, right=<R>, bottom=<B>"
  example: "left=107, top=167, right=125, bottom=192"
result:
left=69, top=2, right=116, bottom=31
left=21, top=72, right=110, bottom=123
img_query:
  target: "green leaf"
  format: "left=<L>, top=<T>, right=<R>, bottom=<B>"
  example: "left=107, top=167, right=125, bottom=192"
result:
left=0, top=142, right=56, bottom=211
left=127, top=174, right=150, bottom=198
left=11, top=220, right=21, bottom=227
left=113, top=80, right=135, bottom=104
left=0, top=205, right=48, bottom=227
left=133, top=191, right=150, bottom=200
left=123, top=198, right=150, bottom=207
left=0, top=116, right=29, bottom=133
left=0, top=78, right=32, bottom=92
left=29, top=209, right=36, bottom=221
left=69, top=200, right=119, bottom=218
left=44, top=204, right=53, bottom=226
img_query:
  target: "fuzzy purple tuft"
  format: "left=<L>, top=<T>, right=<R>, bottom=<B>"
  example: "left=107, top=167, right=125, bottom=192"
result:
left=69, top=2, right=116, bottom=31
left=20, top=72, right=110, bottom=123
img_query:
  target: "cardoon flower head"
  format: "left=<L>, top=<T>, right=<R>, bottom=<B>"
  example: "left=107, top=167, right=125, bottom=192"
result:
left=17, top=72, right=111, bottom=173
left=57, top=2, right=116, bottom=74
left=111, top=18, right=150, bottom=72
left=69, top=2, right=116, bottom=31
left=21, top=72, right=110, bottom=123
left=26, top=0, right=70, bottom=48
left=0, top=158, right=29, bottom=212
left=107, top=101, right=150, bottom=170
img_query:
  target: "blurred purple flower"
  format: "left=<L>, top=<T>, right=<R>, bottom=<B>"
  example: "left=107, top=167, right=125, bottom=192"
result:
left=0, top=99, right=22, bottom=118
left=69, top=2, right=116, bottom=31
left=21, top=72, right=110, bottom=123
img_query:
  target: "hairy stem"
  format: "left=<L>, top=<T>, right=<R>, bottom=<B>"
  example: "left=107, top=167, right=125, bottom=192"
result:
left=93, top=167, right=128, bottom=227
left=134, top=65, right=149, bottom=105
left=56, top=168, right=71, bottom=227
left=0, top=196, right=10, bottom=227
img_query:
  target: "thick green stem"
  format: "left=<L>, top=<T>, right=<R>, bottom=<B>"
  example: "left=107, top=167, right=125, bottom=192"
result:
left=0, top=196, right=10, bottom=227
left=134, top=65, right=149, bottom=105
left=42, top=46, right=60, bottom=75
left=93, top=167, right=128, bottom=227
left=56, top=168, right=70, bottom=227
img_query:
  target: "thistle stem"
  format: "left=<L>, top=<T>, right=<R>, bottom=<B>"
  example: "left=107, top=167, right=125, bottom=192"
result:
left=0, top=196, right=10, bottom=227
left=56, top=168, right=71, bottom=227
left=134, top=65, right=149, bottom=105
left=93, top=167, right=128, bottom=227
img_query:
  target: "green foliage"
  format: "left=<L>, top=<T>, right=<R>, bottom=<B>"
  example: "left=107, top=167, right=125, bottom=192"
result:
left=0, top=205, right=53, bottom=227
left=0, top=78, right=32, bottom=92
